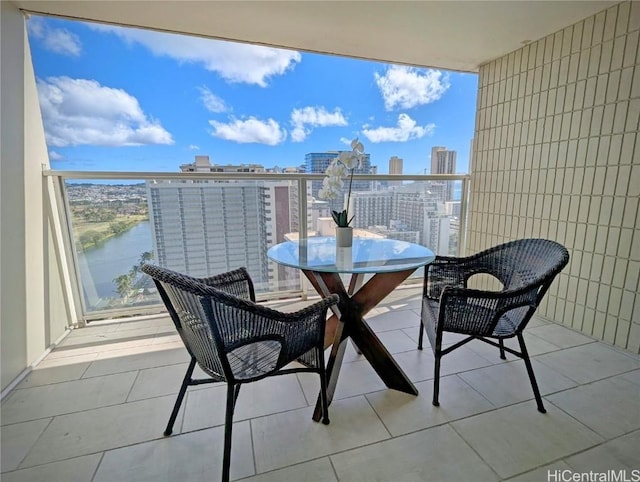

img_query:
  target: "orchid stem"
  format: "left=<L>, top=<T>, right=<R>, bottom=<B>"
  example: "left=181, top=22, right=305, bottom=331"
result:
left=345, top=168, right=354, bottom=226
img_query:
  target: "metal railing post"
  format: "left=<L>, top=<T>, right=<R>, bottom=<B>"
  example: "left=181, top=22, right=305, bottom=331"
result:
left=298, top=177, right=309, bottom=299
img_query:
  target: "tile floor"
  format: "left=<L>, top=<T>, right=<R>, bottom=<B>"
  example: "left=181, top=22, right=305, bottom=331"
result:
left=1, top=285, right=639, bottom=481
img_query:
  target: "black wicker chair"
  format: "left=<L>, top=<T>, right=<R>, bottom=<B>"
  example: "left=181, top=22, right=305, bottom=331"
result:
left=419, top=238, right=569, bottom=413
left=141, top=264, right=338, bottom=482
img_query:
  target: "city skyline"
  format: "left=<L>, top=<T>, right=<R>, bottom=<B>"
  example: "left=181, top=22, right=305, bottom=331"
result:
left=28, top=15, right=477, bottom=175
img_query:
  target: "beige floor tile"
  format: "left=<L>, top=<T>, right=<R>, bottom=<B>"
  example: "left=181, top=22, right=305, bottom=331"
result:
left=0, top=454, right=102, bottom=482
left=251, top=396, right=390, bottom=474
left=366, top=376, right=494, bottom=436
left=1, top=372, right=136, bottom=425
left=331, top=424, right=499, bottom=482
left=55, top=325, right=160, bottom=348
left=94, top=421, right=254, bottom=482
left=20, top=395, right=177, bottom=468
left=126, top=363, right=191, bottom=402
left=112, top=316, right=174, bottom=332
left=505, top=460, right=574, bottom=481
left=458, top=359, right=577, bottom=407
left=182, top=374, right=308, bottom=433
left=0, top=418, right=51, bottom=472
left=46, top=338, right=157, bottom=360
left=391, top=348, right=435, bottom=383
left=535, top=343, right=640, bottom=384
left=241, top=458, right=337, bottom=482
left=465, top=333, right=561, bottom=361
left=331, top=359, right=388, bottom=399
left=18, top=358, right=92, bottom=389
left=393, top=344, right=494, bottom=384
left=618, top=368, right=640, bottom=386
left=452, top=400, right=603, bottom=479
left=82, top=344, right=189, bottom=378
left=150, top=331, right=182, bottom=345
left=298, top=357, right=387, bottom=404
left=565, top=429, right=640, bottom=472
left=528, top=324, right=595, bottom=349
left=546, top=375, right=640, bottom=439
left=365, top=309, right=420, bottom=333
left=527, top=316, right=550, bottom=329
left=375, top=329, right=420, bottom=354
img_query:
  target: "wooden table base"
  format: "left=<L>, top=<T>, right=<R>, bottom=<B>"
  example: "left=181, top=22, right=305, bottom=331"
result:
left=302, top=269, right=419, bottom=422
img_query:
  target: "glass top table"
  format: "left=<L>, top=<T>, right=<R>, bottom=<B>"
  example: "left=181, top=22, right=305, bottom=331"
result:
left=267, top=237, right=435, bottom=274
left=268, top=236, right=436, bottom=422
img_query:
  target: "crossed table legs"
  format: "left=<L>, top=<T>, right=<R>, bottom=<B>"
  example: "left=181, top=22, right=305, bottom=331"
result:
left=302, top=268, right=419, bottom=422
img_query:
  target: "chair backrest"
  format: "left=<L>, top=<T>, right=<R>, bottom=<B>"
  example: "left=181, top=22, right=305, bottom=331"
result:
left=142, top=264, right=241, bottom=382
left=471, top=238, right=569, bottom=299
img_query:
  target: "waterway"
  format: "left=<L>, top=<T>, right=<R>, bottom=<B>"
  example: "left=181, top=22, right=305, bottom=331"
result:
left=78, top=221, right=152, bottom=309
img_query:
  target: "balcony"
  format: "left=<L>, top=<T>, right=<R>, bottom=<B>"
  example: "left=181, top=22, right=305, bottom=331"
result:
left=2, top=0, right=639, bottom=481
left=2, top=286, right=639, bottom=481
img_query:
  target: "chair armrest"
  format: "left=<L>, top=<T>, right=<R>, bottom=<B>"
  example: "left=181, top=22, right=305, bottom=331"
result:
left=202, top=289, right=339, bottom=350
left=438, top=285, right=539, bottom=336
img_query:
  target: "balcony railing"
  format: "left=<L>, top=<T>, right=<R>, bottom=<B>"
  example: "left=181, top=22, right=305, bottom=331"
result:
left=43, top=170, right=471, bottom=322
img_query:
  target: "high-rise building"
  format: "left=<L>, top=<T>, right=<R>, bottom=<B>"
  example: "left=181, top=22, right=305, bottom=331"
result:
left=389, top=156, right=403, bottom=175
left=347, top=186, right=453, bottom=254
left=305, top=149, right=373, bottom=207
left=349, top=191, right=394, bottom=229
left=180, top=155, right=265, bottom=173
left=430, top=147, right=457, bottom=201
left=148, top=156, right=306, bottom=293
left=388, top=156, right=403, bottom=188
left=430, top=147, right=456, bottom=174
left=147, top=180, right=269, bottom=286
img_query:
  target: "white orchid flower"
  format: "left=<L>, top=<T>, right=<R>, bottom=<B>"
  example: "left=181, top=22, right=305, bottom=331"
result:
left=326, top=161, right=346, bottom=178
left=324, top=175, right=343, bottom=190
left=320, top=136, right=366, bottom=227
left=339, top=151, right=359, bottom=169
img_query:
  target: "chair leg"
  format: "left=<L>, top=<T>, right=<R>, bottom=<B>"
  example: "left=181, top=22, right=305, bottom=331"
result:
left=222, top=383, right=237, bottom=482
left=418, top=319, right=425, bottom=350
left=318, top=350, right=329, bottom=425
left=432, top=351, right=441, bottom=406
left=164, top=357, right=196, bottom=436
left=517, top=334, right=546, bottom=414
left=499, top=339, right=506, bottom=360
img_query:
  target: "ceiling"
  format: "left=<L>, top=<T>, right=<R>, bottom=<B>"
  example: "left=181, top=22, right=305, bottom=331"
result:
left=13, top=0, right=617, bottom=72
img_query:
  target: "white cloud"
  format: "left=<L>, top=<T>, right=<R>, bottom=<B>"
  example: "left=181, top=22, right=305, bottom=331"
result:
left=362, top=113, right=435, bottom=143
left=339, top=137, right=352, bottom=146
left=37, top=76, right=173, bottom=147
left=48, top=150, right=63, bottom=161
left=290, top=106, right=347, bottom=142
left=209, top=117, right=286, bottom=145
left=375, top=65, right=450, bottom=111
left=199, top=86, right=229, bottom=113
left=188, top=145, right=200, bottom=150
left=28, top=17, right=81, bottom=57
left=91, top=24, right=300, bottom=87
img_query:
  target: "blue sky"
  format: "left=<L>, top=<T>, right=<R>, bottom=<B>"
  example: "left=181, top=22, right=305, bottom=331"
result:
left=27, top=15, right=478, bottom=175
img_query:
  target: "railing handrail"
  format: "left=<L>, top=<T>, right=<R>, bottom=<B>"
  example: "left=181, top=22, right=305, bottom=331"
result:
left=42, top=169, right=470, bottom=182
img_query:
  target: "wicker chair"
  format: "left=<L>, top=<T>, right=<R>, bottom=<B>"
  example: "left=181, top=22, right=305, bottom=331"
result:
left=141, top=264, right=338, bottom=482
left=419, top=238, right=569, bottom=413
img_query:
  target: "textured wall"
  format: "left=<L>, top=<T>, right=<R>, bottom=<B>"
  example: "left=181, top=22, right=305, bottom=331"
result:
left=470, top=2, right=640, bottom=352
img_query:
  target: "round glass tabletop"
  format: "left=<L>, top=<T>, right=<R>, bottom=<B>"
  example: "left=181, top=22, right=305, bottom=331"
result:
left=267, top=237, right=435, bottom=274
